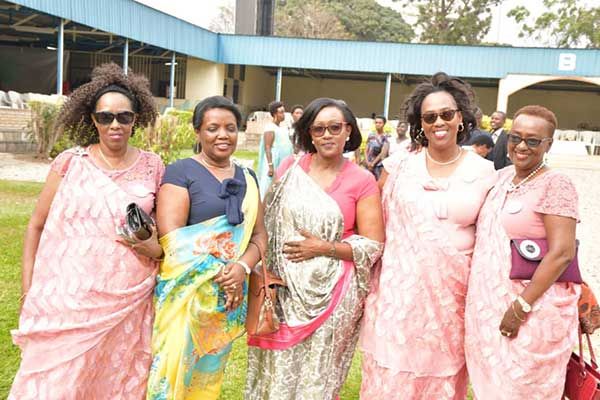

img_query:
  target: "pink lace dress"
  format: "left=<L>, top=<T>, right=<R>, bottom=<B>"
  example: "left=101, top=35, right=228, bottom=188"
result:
left=9, top=147, right=164, bottom=400
left=465, top=168, right=581, bottom=400
left=360, top=151, right=496, bottom=399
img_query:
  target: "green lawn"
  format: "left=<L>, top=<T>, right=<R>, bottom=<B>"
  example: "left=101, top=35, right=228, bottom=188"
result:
left=0, top=150, right=363, bottom=399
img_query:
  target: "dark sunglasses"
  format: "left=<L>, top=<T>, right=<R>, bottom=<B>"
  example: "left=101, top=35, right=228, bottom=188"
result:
left=507, top=133, right=552, bottom=148
left=421, top=109, right=459, bottom=124
left=92, top=111, right=136, bottom=125
left=309, top=122, right=348, bottom=137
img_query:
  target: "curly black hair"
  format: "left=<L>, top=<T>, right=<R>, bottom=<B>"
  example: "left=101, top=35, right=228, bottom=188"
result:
left=402, top=72, right=476, bottom=148
left=56, top=63, right=157, bottom=146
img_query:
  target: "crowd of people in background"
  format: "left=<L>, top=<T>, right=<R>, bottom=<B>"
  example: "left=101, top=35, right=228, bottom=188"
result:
left=9, top=63, right=597, bottom=400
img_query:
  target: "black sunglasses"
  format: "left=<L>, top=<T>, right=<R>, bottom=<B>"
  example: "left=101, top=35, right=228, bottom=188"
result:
left=92, top=111, right=136, bottom=125
left=421, top=109, right=459, bottom=124
left=507, top=133, right=552, bottom=148
left=309, top=122, right=348, bottom=137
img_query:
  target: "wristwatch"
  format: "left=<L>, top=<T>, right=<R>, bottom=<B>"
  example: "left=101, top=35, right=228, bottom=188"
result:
left=516, top=295, right=532, bottom=313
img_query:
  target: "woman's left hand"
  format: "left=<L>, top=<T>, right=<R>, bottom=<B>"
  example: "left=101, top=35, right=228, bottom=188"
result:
left=117, top=225, right=163, bottom=259
left=499, top=301, right=526, bottom=339
left=284, top=230, right=328, bottom=262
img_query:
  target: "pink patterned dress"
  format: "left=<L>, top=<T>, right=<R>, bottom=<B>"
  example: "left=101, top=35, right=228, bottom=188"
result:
left=360, top=150, right=495, bottom=399
left=465, top=167, right=581, bottom=400
left=9, top=147, right=164, bottom=400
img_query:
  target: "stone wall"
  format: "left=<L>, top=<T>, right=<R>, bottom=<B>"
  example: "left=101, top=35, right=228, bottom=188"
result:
left=0, top=108, right=35, bottom=153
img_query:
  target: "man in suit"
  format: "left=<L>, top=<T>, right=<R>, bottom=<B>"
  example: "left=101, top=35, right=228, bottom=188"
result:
left=489, top=111, right=512, bottom=170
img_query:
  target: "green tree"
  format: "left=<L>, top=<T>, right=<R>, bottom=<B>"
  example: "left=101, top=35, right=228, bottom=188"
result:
left=275, top=0, right=354, bottom=39
left=327, top=0, right=414, bottom=42
left=393, top=0, right=501, bottom=45
left=274, top=0, right=414, bottom=42
left=508, top=0, right=600, bottom=48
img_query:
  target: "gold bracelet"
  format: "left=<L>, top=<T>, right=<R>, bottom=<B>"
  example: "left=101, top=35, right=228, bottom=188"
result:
left=512, top=302, right=526, bottom=322
left=328, top=242, right=337, bottom=258
left=19, top=292, right=27, bottom=302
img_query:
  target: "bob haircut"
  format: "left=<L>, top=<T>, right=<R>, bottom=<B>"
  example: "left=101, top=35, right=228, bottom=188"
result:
left=293, top=97, right=362, bottom=154
left=192, top=96, right=242, bottom=130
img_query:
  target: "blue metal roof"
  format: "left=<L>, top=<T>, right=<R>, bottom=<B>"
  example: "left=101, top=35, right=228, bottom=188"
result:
left=8, top=0, right=600, bottom=79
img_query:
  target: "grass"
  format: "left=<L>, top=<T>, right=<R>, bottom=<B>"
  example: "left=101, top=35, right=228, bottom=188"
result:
left=0, top=157, right=364, bottom=399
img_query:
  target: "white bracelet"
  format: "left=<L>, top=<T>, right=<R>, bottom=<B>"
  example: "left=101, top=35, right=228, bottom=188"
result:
left=236, top=260, right=251, bottom=275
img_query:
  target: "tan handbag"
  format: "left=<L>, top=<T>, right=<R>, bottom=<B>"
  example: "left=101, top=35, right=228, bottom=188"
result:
left=246, top=241, right=286, bottom=336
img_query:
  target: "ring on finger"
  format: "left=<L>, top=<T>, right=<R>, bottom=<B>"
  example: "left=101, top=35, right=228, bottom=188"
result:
left=501, top=330, right=511, bottom=337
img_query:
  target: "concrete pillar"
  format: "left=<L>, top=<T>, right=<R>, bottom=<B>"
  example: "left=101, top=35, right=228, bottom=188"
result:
left=383, top=73, right=391, bottom=119
left=275, top=67, right=282, bottom=102
left=56, top=19, right=64, bottom=95
left=123, top=39, right=129, bottom=74
left=169, top=52, right=176, bottom=108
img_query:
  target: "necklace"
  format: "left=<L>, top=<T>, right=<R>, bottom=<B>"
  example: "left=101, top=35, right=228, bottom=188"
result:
left=508, top=161, right=546, bottom=192
left=426, top=147, right=462, bottom=166
left=198, top=154, right=233, bottom=171
left=97, top=145, right=128, bottom=170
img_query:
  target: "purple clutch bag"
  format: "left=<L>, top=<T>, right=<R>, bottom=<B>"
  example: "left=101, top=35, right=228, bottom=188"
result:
left=510, top=239, right=583, bottom=283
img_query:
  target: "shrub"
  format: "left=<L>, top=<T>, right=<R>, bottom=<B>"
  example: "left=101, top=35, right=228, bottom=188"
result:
left=130, top=110, right=196, bottom=165
left=27, top=100, right=62, bottom=158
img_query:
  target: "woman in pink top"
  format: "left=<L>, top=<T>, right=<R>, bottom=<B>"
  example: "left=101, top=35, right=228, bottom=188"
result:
left=465, top=106, right=581, bottom=399
left=360, top=72, right=495, bottom=399
left=246, top=98, right=385, bottom=400
left=9, top=63, right=164, bottom=399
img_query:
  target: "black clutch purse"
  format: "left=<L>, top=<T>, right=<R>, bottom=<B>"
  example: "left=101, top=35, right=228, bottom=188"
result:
left=117, top=203, right=154, bottom=242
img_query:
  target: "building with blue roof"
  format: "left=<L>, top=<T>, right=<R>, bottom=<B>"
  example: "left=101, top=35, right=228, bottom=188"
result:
left=1, top=0, right=600, bottom=128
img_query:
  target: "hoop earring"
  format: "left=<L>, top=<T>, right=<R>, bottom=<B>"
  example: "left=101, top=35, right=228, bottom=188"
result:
left=458, top=123, right=464, bottom=132
left=416, top=128, right=425, bottom=140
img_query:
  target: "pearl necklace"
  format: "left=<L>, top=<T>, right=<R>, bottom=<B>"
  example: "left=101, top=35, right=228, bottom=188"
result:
left=508, top=162, right=546, bottom=192
left=426, top=147, right=463, bottom=166
left=97, top=145, right=128, bottom=170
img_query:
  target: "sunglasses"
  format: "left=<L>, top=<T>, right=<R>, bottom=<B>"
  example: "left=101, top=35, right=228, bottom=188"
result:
left=92, top=111, right=136, bottom=125
left=421, top=109, right=459, bottom=124
left=507, top=133, right=552, bottom=148
left=309, top=122, right=348, bottom=137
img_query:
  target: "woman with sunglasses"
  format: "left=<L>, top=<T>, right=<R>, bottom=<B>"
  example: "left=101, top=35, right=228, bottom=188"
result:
left=360, top=72, right=495, bottom=399
left=147, top=96, right=267, bottom=399
left=465, top=105, right=581, bottom=399
left=9, top=63, right=164, bottom=399
left=246, top=98, right=384, bottom=400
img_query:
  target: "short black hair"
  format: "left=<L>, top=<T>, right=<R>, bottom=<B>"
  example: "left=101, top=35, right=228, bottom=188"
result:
left=192, top=95, right=242, bottom=130
left=375, top=115, right=387, bottom=124
left=403, top=72, right=476, bottom=148
left=471, top=134, right=494, bottom=148
left=294, top=98, right=362, bottom=153
left=268, top=101, right=284, bottom=116
left=291, top=104, right=304, bottom=113
left=493, top=110, right=507, bottom=121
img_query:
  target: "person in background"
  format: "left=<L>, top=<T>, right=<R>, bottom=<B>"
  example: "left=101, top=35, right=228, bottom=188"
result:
left=257, top=101, right=294, bottom=198
left=490, top=110, right=513, bottom=170
left=147, top=96, right=266, bottom=399
left=246, top=97, right=384, bottom=400
left=465, top=105, right=581, bottom=399
left=9, top=63, right=164, bottom=399
left=470, top=133, right=495, bottom=158
left=388, top=120, right=410, bottom=155
left=364, top=115, right=390, bottom=179
left=290, top=104, right=304, bottom=154
left=360, top=72, right=495, bottom=400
